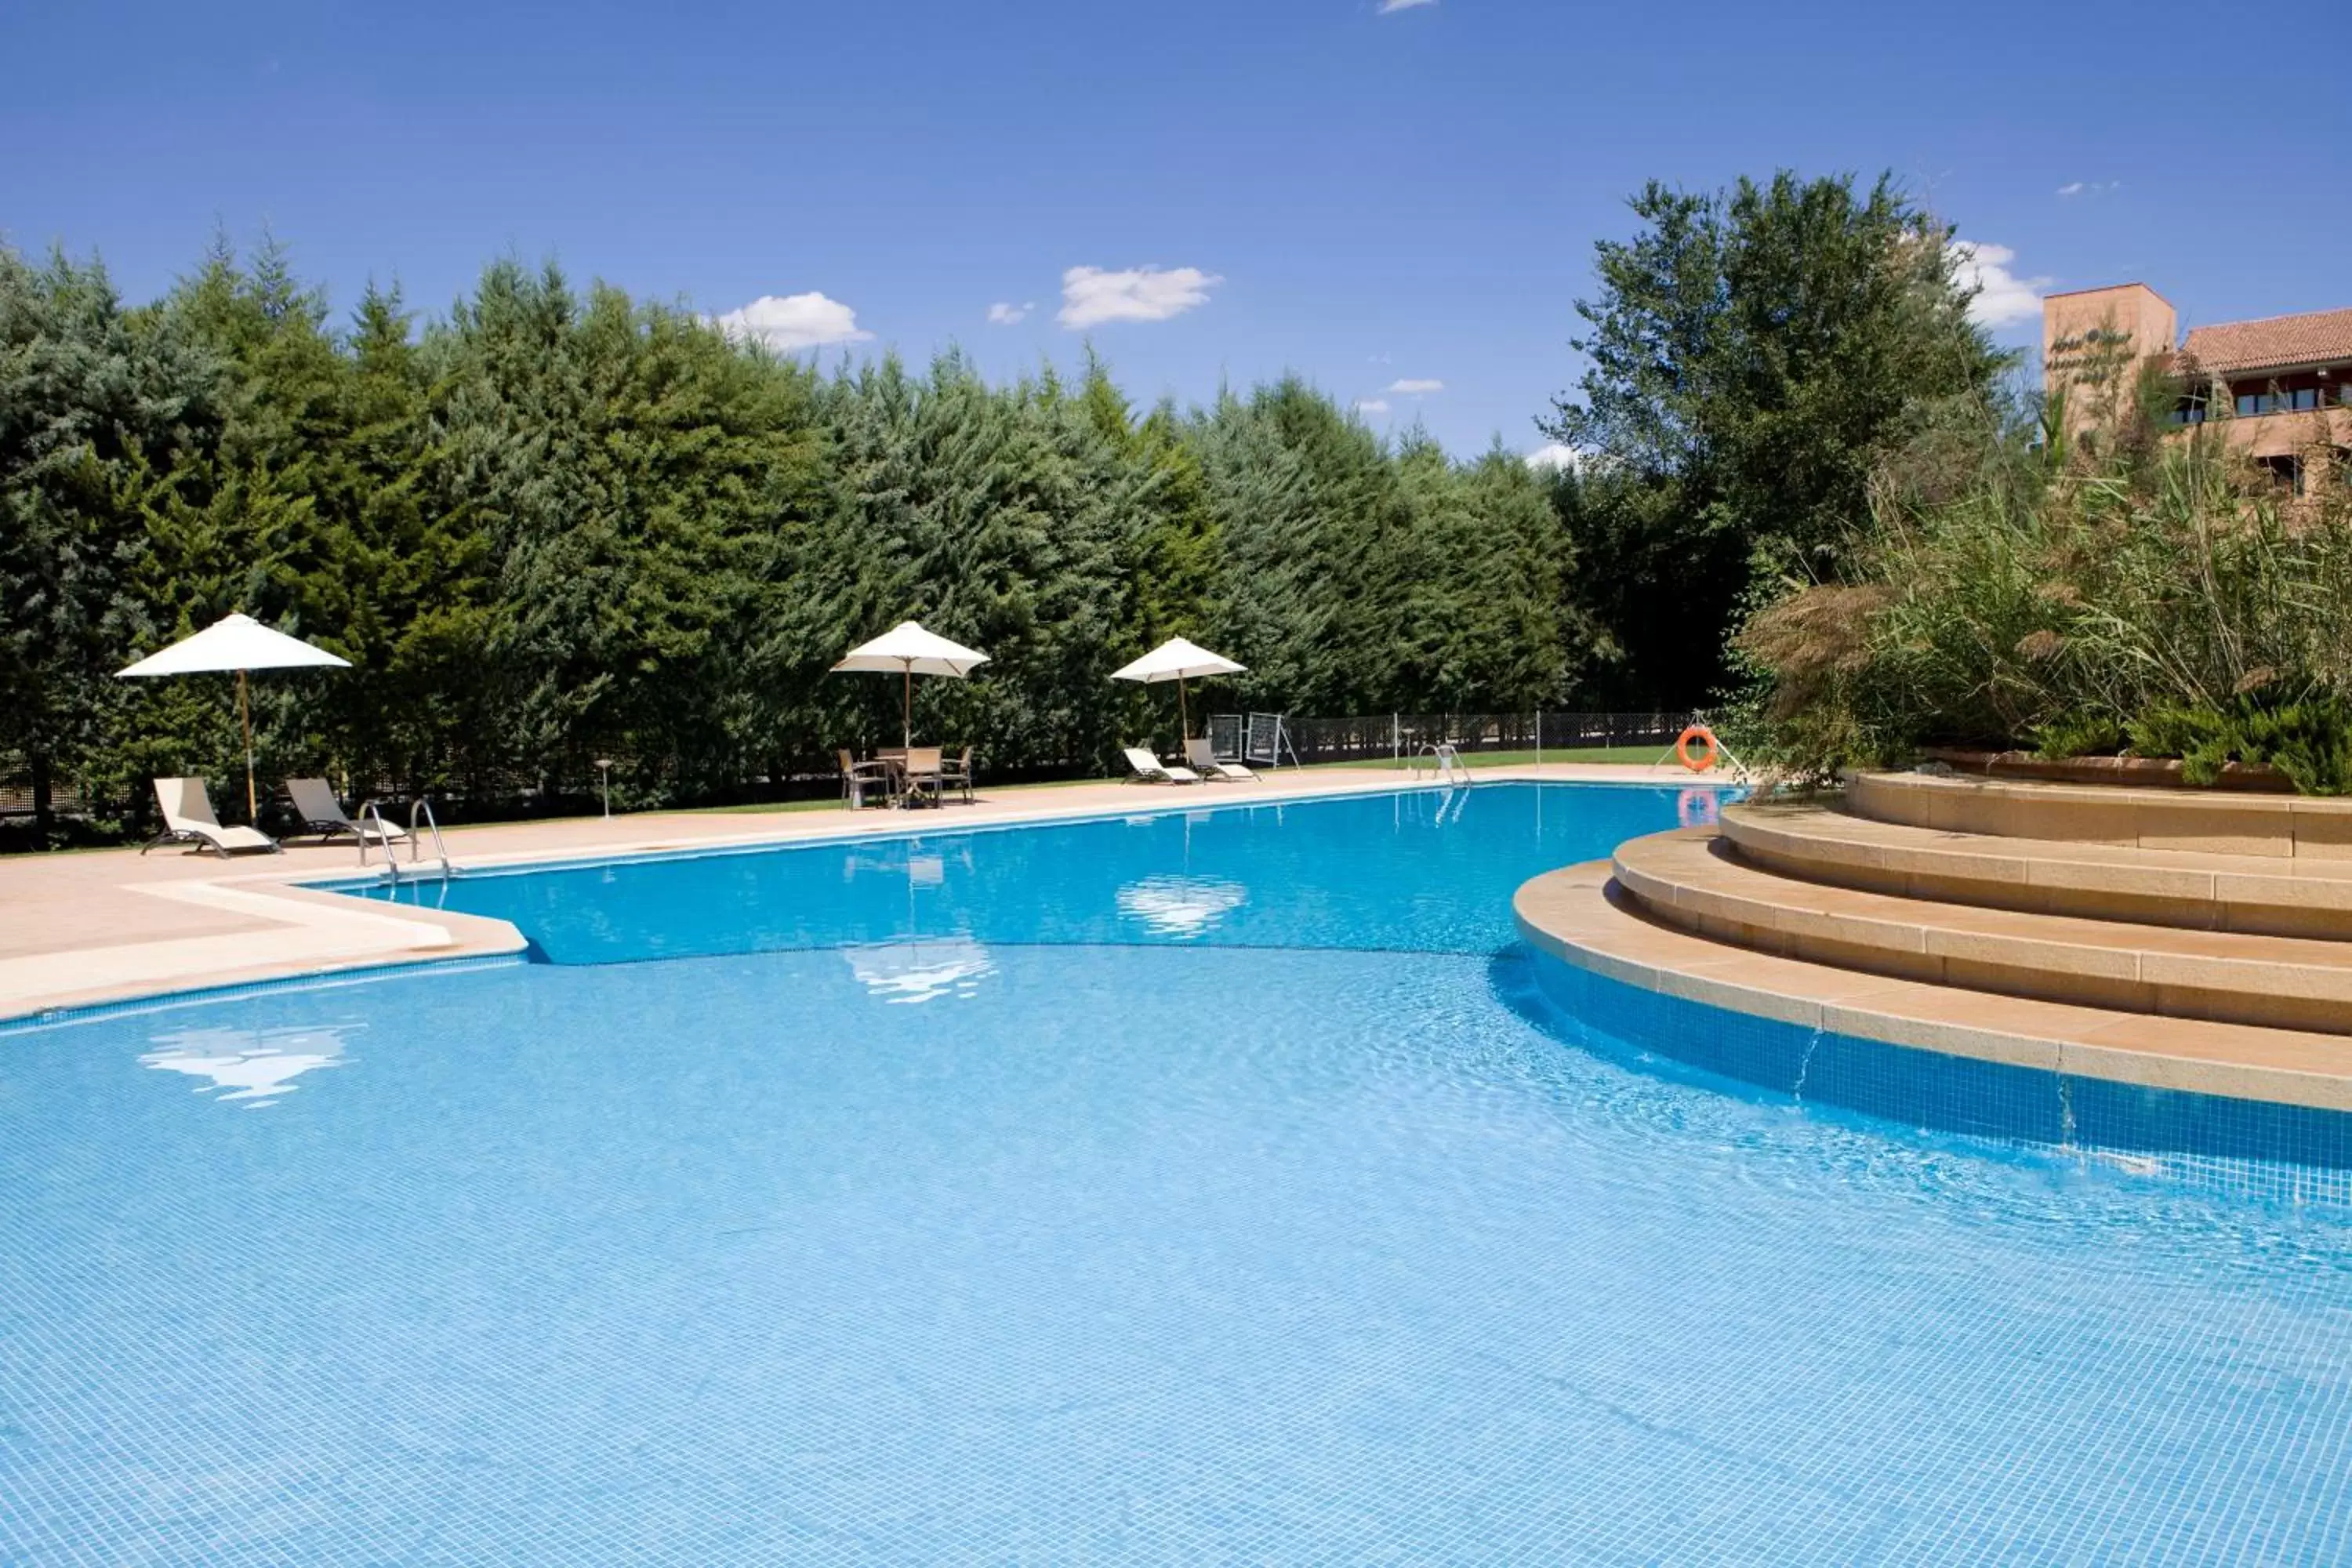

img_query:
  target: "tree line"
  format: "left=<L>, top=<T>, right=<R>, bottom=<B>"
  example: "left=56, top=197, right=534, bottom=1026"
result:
left=3, top=169, right=2019, bottom=842
left=2, top=238, right=1582, bottom=838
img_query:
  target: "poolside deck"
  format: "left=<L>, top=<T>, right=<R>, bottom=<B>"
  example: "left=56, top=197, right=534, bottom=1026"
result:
left=0, top=763, right=1697, bottom=1021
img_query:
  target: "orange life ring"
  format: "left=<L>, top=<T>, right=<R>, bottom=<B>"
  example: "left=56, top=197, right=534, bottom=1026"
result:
left=1675, top=724, right=1720, bottom=773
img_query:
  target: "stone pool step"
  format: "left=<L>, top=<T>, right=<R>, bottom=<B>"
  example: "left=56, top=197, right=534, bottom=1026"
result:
left=1847, top=769, right=2352, bottom=858
left=1720, top=801, right=2352, bottom=941
left=1611, top=827, right=2352, bottom=1036
left=1512, top=859, right=2352, bottom=1113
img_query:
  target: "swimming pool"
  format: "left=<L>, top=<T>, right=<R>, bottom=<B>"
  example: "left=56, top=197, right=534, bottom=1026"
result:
left=4, top=783, right=2349, bottom=1563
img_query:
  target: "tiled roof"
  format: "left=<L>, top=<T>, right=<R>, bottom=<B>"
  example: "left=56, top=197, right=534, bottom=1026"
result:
left=2182, top=307, right=2352, bottom=376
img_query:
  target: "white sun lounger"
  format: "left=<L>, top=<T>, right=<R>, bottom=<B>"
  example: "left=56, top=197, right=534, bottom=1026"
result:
left=1185, top=737, right=1258, bottom=782
left=143, top=776, right=280, bottom=857
left=1122, top=747, right=1201, bottom=785
left=286, top=777, right=408, bottom=847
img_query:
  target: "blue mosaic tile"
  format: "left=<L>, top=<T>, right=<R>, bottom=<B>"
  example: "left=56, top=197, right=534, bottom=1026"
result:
left=2, top=786, right=2346, bottom=1562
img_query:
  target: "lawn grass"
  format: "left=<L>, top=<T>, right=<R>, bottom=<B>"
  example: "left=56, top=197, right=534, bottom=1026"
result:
left=670, top=748, right=1671, bottom=817
left=1302, top=745, right=1671, bottom=770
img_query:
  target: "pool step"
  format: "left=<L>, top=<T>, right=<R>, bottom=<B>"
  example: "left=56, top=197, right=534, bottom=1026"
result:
left=1720, top=801, right=2352, bottom=941
left=1611, top=828, right=2352, bottom=1036
left=1846, top=769, right=2352, bottom=858
left=1511, top=859, right=2352, bottom=1113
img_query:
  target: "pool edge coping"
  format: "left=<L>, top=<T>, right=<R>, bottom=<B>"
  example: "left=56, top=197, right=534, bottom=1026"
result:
left=1512, top=860, right=2352, bottom=1116
left=4, top=769, right=1722, bottom=1024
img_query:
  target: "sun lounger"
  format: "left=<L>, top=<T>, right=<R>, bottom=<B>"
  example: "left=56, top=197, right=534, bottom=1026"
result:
left=1123, top=747, right=1201, bottom=785
left=285, top=777, right=408, bottom=847
left=142, top=776, right=280, bottom=857
left=1184, top=737, right=1258, bottom=782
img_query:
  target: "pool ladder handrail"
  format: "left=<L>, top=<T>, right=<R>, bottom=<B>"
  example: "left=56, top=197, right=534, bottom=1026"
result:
left=1408, top=742, right=1469, bottom=787
left=361, top=798, right=456, bottom=883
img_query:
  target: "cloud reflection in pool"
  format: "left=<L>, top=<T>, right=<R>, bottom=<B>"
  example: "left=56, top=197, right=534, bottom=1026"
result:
left=139, top=1022, right=359, bottom=1108
left=1115, top=874, right=1248, bottom=938
left=844, top=936, right=995, bottom=1004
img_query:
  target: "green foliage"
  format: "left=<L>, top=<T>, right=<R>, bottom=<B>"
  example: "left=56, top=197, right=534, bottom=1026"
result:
left=2130, top=691, right=2352, bottom=794
left=1542, top=170, right=2011, bottom=706
left=1736, top=362, right=2352, bottom=793
left=0, top=237, right=1590, bottom=842
left=2031, top=711, right=2125, bottom=762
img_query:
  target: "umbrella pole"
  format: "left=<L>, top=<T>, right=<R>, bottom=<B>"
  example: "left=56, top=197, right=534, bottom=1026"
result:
left=903, top=665, right=913, bottom=753
left=238, top=668, right=256, bottom=822
left=1178, top=676, right=1189, bottom=742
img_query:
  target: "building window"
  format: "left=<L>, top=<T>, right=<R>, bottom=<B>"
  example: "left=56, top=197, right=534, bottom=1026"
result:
left=2258, top=455, right=2305, bottom=496
left=2290, top=387, right=2320, bottom=412
left=2238, top=392, right=2271, bottom=416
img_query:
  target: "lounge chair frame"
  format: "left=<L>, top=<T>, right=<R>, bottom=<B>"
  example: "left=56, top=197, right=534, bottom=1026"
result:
left=141, top=776, right=281, bottom=858
left=285, top=777, right=409, bottom=847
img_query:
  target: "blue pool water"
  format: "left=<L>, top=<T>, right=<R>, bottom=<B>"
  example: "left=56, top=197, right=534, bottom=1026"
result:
left=5, top=783, right=2350, bottom=1564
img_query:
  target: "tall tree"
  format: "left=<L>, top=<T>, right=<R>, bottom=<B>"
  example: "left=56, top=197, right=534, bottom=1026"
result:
left=1542, top=171, right=2011, bottom=705
left=0, top=247, right=221, bottom=837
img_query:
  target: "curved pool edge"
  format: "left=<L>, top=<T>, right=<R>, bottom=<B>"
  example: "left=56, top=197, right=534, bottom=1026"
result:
left=1512, top=861, right=2352, bottom=1186
left=1, top=772, right=1709, bottom=1025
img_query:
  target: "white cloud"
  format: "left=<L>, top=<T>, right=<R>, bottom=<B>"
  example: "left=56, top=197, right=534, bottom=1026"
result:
left=711, top=292, right=873, bottom=351
left=1354, top=398, right=1391, bottom=416
left=1949, top=241, right=2050, bottom=329
left=986, top=300, right=1033, bottom=325
left=1378, top=0, right=1438, bottom=11
left=1385, top=377, right=1444, bottom=394
left=1525, top=443, right=1581, bottom=474
left=1058, top=265, right=1222, bottom=329
left=2056, top=180, right=2121, bottom=198
left=2055, top=182, right=2085, bottom=198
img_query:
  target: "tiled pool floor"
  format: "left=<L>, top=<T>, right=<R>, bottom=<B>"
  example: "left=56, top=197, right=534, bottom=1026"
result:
left=4, top=940, right=2348, bottom=1564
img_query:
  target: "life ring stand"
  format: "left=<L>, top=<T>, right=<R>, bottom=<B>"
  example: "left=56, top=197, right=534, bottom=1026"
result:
left=1674, top=724, right=1721, bottom=774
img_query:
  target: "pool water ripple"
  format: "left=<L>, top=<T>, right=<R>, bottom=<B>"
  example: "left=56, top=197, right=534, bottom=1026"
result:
left=2, top=784, right=2347, bottom=1564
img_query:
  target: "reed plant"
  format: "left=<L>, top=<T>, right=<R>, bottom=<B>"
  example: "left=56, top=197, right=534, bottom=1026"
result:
left=1734, top=368, right=2352, bottom=789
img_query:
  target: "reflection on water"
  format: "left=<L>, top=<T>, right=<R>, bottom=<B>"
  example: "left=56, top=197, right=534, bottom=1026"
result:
left=139, top=1022, right=359, bottom=1108
left=844, top=937, right=995, bottom=1004
left=1116, top=875, right=1248, bottom=938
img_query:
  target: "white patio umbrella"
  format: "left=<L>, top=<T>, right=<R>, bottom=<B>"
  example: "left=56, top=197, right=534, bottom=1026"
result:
left=830, top=621, right=990, bottom=751
left=117, top=613, right=350, bottom=822
left=1109, top=637, right=1246, bottom=740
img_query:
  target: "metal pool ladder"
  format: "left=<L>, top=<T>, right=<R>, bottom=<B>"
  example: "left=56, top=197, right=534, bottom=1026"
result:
left=361, top=799, right=456, bottom=884
left=1409, top=742, right=1469, bottom=787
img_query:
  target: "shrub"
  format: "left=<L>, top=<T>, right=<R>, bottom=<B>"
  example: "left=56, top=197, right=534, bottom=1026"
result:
left=1734, top=383, right=2352, bottom=792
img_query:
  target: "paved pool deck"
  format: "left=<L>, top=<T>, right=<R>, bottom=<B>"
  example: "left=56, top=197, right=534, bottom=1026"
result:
left=0, top=764, right=1704, bottom=1022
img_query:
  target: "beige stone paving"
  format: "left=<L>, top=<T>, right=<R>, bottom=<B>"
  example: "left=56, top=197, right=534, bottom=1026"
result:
left=0, top=763, right=1699, bottom=1020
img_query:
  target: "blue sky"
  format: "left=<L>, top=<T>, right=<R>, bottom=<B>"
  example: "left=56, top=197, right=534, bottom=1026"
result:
left=8, top=0, right=2347, bottom=456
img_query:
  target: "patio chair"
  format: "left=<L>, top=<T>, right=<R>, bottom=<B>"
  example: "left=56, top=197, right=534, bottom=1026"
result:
left=285, top=777, right=408, bottom=847
left=142, top=777, right=281, bottom=857
left=899, top=746, right=945, bottom=808
left=936, top=746, right=975, bottom=804
left=1184, top=737, right=1258, bottom=782
left=839, top=749, right=891, bottom=809
left=1122, top=747, right=1201, bottom=785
